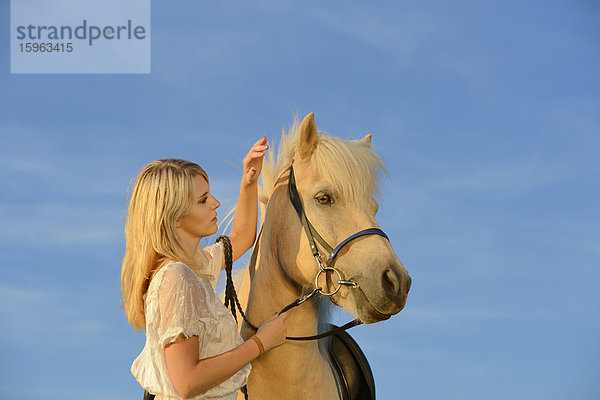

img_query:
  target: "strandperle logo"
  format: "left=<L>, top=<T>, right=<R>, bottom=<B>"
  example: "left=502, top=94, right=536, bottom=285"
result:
left=15, top=19, right=147, bottom=46
left=11, top=0, right=151, bottom=74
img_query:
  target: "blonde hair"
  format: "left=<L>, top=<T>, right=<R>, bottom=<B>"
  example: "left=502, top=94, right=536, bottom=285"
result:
left=121, top=159, right=210, bottom=331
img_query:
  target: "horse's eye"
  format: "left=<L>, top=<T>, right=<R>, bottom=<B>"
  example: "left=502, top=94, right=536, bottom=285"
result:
left=316, top=194, right=332, bottom=205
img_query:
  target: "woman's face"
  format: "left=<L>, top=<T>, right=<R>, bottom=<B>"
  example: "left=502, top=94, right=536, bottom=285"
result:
left=176, top=174, right=220, bottom=241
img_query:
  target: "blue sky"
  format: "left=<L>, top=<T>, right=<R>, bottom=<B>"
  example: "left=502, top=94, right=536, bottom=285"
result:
left=1, top=1, right=599, bottom=399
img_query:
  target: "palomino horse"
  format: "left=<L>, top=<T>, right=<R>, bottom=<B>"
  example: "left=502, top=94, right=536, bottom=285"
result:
left=235, top=112, right=411, bottom=399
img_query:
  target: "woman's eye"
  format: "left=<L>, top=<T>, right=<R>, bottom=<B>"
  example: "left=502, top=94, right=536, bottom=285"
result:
left=316, top=194, right=332, bottom=205
left=199, top=197, right=208, bottom=204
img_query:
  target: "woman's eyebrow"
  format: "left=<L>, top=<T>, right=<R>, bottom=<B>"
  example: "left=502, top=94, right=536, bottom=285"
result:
left=197, top=191, right=208, bottom=199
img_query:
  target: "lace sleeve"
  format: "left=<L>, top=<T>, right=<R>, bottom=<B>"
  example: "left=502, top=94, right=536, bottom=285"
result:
left=156, top=263, right=215, bottom=348
left=205, top=241, right=225, bottom=275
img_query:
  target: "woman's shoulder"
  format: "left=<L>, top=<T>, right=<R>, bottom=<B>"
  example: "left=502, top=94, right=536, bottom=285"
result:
left=149, top=261, right=197, bottom=289
left=200, top=241, right=225, bottom=274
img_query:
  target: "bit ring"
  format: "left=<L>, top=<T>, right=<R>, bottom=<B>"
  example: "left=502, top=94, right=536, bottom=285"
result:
left=315, top=267, right=344, bottom=296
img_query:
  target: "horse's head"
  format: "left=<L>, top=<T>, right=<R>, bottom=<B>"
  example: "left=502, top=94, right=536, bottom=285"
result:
left=262, top=113, right=410, bottom=324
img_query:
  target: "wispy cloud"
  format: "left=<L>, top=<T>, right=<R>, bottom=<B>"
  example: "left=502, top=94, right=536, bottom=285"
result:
left=0, top=203, right=122, bottom=246
left=308, top=5, right=428, bottom=62
left=0, top=284, right=50, bottom=314
left=0, top=282, right=116, bottom=362
left=417, top=160, right=566, bottom=198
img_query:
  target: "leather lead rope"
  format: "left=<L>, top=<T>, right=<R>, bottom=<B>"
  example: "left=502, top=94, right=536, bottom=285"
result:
left=217, top=235, right=250, bottom=400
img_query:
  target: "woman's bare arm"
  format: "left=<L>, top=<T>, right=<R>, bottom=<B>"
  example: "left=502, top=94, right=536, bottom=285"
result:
left=228, top=137, right=268, bottom=264
left=164, top=311, right=287, bottom=399
left=165, top=333, right=258, bottom=399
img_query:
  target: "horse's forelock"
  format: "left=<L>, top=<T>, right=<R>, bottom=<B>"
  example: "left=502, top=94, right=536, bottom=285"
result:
left=312, top=134, right=386, bottom=208
left=259, top=118, right=386, bottom=225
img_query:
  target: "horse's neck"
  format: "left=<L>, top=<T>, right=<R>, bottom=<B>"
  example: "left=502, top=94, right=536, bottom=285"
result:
left=245, top=245, right=320, bottom=342
left=243, top=239, right=339, bottom=399
left=244, top=184, right=322, bottom=340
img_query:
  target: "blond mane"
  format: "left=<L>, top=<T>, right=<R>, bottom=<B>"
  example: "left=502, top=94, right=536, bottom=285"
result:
left=258, top=116, right=387, bottom=225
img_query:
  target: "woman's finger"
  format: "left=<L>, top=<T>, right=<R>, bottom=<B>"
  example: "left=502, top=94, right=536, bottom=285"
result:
left=277, top=311, right=289, bottom=321
left=244, top=155, right=265, bottom=164
left=246, top=151, right=266, bottom=159
left=248, top=147, right=268, bottom=156
left=252, top=137, right=268, bottom=147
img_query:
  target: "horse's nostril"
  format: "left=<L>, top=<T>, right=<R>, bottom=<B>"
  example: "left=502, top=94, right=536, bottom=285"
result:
left=382, top=268, right=401, bottom=295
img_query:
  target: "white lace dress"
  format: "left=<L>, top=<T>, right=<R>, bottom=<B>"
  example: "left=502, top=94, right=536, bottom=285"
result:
left=131, top=243, right=251, bottom=400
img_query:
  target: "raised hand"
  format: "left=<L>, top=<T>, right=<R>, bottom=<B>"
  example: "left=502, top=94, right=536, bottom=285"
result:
left=243, top=136, right=269, bottom=185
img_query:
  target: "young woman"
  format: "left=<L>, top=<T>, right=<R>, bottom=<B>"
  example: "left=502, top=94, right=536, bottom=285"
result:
left=121, top=137, right=288, bottom=400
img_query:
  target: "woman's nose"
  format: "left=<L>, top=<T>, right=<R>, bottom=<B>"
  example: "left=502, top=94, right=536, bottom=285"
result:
left=213, top=196, right=221, bottom=209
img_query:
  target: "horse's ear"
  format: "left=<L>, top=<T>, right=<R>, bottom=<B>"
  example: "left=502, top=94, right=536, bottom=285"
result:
left=361, top=133, right=372, bottom=147
left=297, top=112, right=318, bottom=160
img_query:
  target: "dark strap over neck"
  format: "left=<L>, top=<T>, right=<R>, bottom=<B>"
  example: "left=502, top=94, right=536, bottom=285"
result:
left=285, top=319, right=362, bottom=341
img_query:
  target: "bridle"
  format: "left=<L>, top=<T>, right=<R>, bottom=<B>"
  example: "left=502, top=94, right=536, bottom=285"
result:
left=284, top=161, right=390, bottom=305
left=223, top=160, right=391, bottom=341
